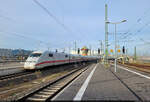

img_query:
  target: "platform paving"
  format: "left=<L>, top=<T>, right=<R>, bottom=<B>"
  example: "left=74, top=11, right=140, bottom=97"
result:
left=52, top=63, right=150, bottom=101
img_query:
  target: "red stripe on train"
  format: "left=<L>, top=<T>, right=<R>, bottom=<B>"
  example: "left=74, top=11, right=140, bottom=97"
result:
left=35, top=59, right=83, bottom=66
left=35, top=60, right=69, bottom=66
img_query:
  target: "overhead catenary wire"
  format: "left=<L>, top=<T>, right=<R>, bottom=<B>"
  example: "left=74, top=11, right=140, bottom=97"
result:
left=0, top=9, right=15, bottom=22
left=118, top=21, right=150, bottom=48
left=0, top=3, right=65, bottom=49
left=122, top=21, right=150, bottom=39
left=32, top=0, right=91, bottom=47
left=54, top=0, right=64, bottom=23
left=0, top=30, right=50, bottom=46
left=33, top=0, right=73, bottom=34
left=0, top=30, right=77, bottom=51
left=120, top=7, right=150, bottom=40
left=0, top=14, right=14, bottom=22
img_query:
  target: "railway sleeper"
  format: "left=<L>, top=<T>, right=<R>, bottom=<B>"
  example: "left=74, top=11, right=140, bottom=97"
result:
left=23, top=66, right=88, bottom=102
left=42, top=89, right=57, bottom=92
left=26, top=96, right=47, bottom=101
left=37, top=91, right=54, bottom=95
left=34, top=94, right=52, bottom=98
left=26, top=76, right=76, bottom=101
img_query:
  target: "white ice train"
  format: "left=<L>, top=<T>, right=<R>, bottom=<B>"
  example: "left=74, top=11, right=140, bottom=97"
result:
left=24, top=50, right=99, bottom=70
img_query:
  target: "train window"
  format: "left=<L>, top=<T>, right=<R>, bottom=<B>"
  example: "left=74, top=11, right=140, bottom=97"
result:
left=30, top=53, right=41, bottom=57
left=65, top=55, right=68, bottom=57
left=49, top=53, right=53, bottom=57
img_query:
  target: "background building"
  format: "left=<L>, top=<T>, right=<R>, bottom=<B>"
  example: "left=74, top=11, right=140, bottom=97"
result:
left=0, top=48, right=32, bottom=61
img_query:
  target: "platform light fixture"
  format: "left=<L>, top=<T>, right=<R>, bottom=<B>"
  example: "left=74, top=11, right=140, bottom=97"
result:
left=106, top=19, right=127, bottom=72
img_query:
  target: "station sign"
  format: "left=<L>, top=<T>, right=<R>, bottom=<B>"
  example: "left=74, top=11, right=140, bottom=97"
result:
left=110, top=49, right=113, bottom=53
left=117, top=49, right=121, bottom=53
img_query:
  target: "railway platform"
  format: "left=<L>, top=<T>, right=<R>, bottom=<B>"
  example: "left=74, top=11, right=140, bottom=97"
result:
left=0, top=62, right=24, bottom=76
left=0, top=62, right=24, bottom=69
left=52, top=63, right=150, bottom=101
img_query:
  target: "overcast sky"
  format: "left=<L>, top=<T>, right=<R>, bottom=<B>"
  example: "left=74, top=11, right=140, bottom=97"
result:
left=0, top=0, right=150, bottom=55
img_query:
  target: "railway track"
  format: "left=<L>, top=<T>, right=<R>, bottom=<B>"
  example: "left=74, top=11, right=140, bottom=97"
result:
left=0, top=64, right=80, bottom=83
left=0, top=71, right=33, bottom=82
left=0, top=64, right=76, bottom=82
left=110, top=61, right=150, bottom=74
left=117, top=62, right=150, bottom=74
left=15, top=64, right=90, bottom=102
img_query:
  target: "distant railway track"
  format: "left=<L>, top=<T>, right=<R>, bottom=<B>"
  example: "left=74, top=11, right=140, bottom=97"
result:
left=15, top=64, right=91, bottom=102
left=109, top=61, right=150, bottom=74
left=0, top=67, right=23, bottom=71
left=124, top=63, right=150, bottom=69
left=117, top=62, right=150, bottom=73
left=0, top=71, right=33, bottom=81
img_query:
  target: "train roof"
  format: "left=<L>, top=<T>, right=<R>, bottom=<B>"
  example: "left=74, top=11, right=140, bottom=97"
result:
left=32, top=50, right=100, bottom=58
left=32, top=50, right=43, bottom=54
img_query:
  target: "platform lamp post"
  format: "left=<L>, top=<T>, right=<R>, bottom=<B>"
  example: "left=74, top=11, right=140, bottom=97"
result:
left=106, top=20, right=127, bottom=72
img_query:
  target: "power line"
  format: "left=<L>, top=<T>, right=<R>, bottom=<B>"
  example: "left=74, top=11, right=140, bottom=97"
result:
left=33, top=0, right=73, bottom=34
left=0, top=14, right=14, bottom=22
left=0, top=30, right=78, bottom=50
left=122, top=21, right=150, bottom=40
left=33, top=0, right=90, bottom=46
left=0, top=9, right=15, bottom=22
left=54, top=0, right=64, bottom=23
left=120, top=7, right=150, bottom=39
left=0, top=30, right=49, bottom=45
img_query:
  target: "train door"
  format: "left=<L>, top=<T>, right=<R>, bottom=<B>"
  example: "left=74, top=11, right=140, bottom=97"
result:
left=47, top=52, right=54, bottom=66
left=64, top=54, right=69, bottom=64
left=53, top=53, right=59, bottom=65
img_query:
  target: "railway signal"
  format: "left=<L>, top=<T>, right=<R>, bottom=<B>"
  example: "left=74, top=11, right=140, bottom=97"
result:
left=78, top=48, right=80, bottom=54
left=98, top=48, right=100, bottom=54
left=122, top=46, right=125, bottom=64
left=122, top=46, right=125, bottom=54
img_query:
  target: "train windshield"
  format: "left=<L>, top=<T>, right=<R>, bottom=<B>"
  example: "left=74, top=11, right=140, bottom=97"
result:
left=29, top=53, right=41, bottom=57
